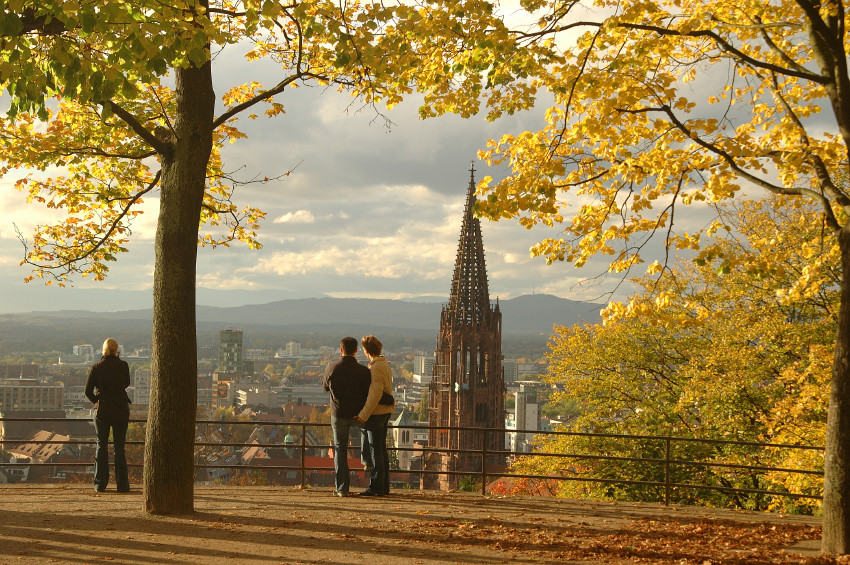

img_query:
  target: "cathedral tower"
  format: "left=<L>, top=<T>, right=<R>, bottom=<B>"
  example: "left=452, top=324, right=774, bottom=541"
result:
left=426, top=166, right=505, bottom=489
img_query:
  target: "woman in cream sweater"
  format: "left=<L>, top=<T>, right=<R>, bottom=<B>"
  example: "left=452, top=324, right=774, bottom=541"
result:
left=356, top=335, right=394, bottom=495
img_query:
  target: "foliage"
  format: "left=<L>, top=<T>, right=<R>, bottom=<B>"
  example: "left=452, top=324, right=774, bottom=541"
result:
left=307, top=405, right=332, bottom=446
left=458, top=475, right=480, bottom=492
left=387, top=428, right=399, bottom=471
left=389, top=0, right=850, bottom=274
left=540, top=395, right=582, bottom=421
left=512, top=198, right=835, bottom=511
left=225, top=470, right=270, bottom=486
left=489, top=477, right=560, bottom=497
left=415, top=389, right=429, bottom=422
left=125, top=422, right=145, bottom=484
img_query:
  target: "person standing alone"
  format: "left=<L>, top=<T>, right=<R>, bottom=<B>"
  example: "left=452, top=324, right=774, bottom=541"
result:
left=85, top=338, right=131, bottom=493
left=322, top=336, right=371, bottom=496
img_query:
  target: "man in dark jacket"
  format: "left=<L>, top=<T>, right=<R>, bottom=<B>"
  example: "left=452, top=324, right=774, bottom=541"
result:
left=322, top=336, right=371, bottom=496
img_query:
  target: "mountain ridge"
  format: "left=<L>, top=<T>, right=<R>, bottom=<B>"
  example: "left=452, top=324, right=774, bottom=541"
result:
left=18, top=294, right=601, bottom=334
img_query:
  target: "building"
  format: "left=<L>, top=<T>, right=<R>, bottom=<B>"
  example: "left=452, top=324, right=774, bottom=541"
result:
left=426, top=167, right=505, bottom=490
left=0, top=378, right=64, bottom=412
left=413, top=355, right=435, bottom=377
left=391, top=409, right=429, bottom=472
left=134, top=368, right=151, bottom=405
left=285, top=342, right=302, bottom=357
left=502, top=360, right=519, bottom=384
left=0, top=365, right=39, bottom=379
left=508, top=384, right=541, bottom=453
left=73, top=344, right=94, bottom=362
left=235, top=386, right=277, bottom=408
left=274, top=385, right=328, bottom=407
left=219, top=328, right=244, bottom=374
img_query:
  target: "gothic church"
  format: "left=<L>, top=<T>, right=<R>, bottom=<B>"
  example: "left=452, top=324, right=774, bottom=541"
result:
left=426, top=167, right=505, bottom=489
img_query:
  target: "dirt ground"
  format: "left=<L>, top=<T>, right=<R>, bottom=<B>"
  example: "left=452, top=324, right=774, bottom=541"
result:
left=0, top=484, right=841, bottom=564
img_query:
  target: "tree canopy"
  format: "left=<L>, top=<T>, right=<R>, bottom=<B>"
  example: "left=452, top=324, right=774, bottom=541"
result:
left=517, top=198, right=833, bottom=511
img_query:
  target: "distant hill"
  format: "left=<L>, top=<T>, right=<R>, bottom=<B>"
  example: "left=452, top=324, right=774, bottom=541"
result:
left=0, top=294, right=601, bottom=355
left=38, top=294, right=600, bottom=333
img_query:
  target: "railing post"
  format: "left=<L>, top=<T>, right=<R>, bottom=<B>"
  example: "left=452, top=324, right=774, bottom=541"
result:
left=664, top=437, right=671, bottom=506
left=481, top=429, right=488, bottom=495
left=300, top=422, right=307, bottom=488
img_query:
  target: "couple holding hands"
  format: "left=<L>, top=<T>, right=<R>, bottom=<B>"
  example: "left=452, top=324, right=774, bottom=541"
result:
left=322, top=335, right=394, bottom=497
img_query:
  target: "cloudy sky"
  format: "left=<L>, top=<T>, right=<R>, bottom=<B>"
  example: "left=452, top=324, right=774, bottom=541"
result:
left=0, top=42, right=636, bottom=314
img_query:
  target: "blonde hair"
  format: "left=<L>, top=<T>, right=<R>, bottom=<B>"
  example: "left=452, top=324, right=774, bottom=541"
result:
left=360, top=335, right=383, bottom=357
left=102, top=338, right=119, bottom=357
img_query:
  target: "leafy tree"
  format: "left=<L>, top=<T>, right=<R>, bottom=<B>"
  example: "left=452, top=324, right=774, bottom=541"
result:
left=517, top=198, right=834, bottom=510
left=540, top=396, right=582, bottom=421
left=226, top=469, right=270, bottom=486
left=307, top=405, right=332, bottom=446
left=1, top=1, right=422, bottom=514
left=388, top=0, right=850, bottom=552
left=125, top=422, right=146, bottom=486
left=415, top=389, right=429, bottom=422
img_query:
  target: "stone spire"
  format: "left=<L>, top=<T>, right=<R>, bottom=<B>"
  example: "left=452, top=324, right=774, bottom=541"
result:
left=448, top=164, right=491, bottom=325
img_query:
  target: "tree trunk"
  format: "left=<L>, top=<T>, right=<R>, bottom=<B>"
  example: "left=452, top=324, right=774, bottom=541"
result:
left=824, top=224, right=850, bottom=553
left=143, top=59, right=214, bottom=515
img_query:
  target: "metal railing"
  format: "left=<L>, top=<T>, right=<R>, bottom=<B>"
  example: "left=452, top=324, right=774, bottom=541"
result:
left=0, top=417, right=823, bottom=508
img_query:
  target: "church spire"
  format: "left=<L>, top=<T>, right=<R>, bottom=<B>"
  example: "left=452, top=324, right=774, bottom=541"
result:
left=448, top=163, right=491, bottom=325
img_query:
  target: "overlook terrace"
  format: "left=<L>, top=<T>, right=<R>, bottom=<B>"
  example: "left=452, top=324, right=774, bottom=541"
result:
left=0, top=485, right=827, bottom=564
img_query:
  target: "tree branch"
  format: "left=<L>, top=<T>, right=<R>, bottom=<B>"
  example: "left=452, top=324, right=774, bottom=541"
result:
left=106, top=101, right=169, bottom=154
left=656, top=103, right=836, bottom=212
left=18, top=170, right=161, bottom=275
left=618, top=23, right=828, bottom=84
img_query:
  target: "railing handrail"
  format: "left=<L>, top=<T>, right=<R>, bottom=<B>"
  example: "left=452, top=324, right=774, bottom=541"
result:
left=0, top=417, right=824, bottom=507
left=0, top=417, right=825, bottom=451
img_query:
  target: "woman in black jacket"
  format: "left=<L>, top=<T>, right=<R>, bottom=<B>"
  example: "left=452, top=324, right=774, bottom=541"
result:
left=85, top=338, right=131, bottom=493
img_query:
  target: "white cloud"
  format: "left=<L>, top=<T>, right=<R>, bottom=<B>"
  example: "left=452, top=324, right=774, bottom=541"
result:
left=273, top=209, right=316, bottom=224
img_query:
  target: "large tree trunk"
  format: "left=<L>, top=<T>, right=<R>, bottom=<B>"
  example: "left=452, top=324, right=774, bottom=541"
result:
left=824, top=225, right=850, bottom=553
left=143, top=59, right=214, bottom=515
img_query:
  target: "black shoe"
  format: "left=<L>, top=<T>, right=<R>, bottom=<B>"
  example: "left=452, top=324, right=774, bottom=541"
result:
left=359, top=489, right=380, bottom=496
left=333, top=490, right=349, bottom=497
left=94, top=487, right=106, bottom=493
left=117, top=488, right=131, bottom=493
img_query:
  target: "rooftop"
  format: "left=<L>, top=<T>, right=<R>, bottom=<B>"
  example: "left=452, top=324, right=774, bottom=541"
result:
left=0, top=485, right=827, bottom=564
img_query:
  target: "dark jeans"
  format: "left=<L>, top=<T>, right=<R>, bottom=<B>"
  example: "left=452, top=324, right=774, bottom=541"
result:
left=364, top=413, right=391, bottom=495
left=330, top=415, right=362, bottom=493
left=94, top=416, right=129, bottom=492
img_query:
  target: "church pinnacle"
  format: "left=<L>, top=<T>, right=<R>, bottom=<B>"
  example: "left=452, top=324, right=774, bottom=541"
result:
left=448, top=164, right=491, bottom=326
